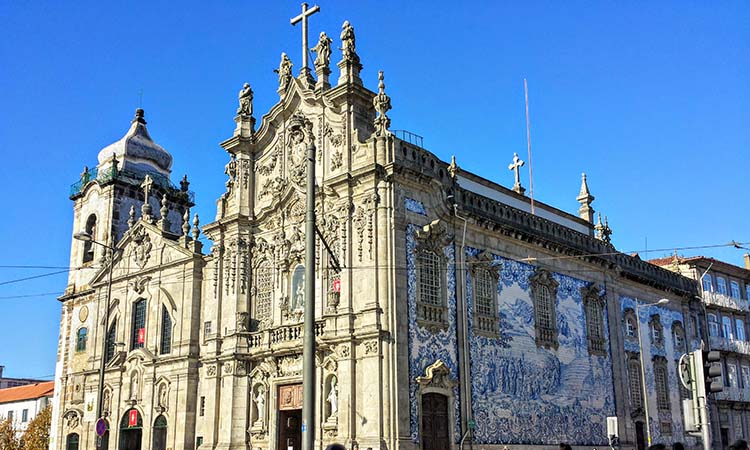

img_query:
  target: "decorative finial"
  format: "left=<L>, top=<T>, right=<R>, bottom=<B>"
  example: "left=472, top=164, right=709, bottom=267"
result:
left=373, top=70, right=392, bottom=137
left=448, top=155, right=459, bottom=179
left=602, top=216, right=612, bottom=243
left=132, top=108, right=146, bottom=124
left=140, top=174, right=154, bottom=222
left=128, top=205, right=136, bottom=229
left=576, top=172, right=595, bottom=224
left=274, top=53, right=293, bottom=93
left=508, top=153, right=526, bottom=195
left=182, top=208, right=191, bottom=237
left=160, top=194, right=168, bottom=219
left=237, top=83, right=253, bottom=117
left=180, top=174, right=190, bottom=193
left=192, top=214, right=200, bottom=241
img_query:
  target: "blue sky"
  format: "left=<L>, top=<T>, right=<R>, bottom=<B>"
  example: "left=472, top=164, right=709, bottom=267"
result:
left=0, top=1, right=747, bottom=379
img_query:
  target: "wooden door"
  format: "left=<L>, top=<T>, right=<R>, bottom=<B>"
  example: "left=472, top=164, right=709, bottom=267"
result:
left=277, top=409, right=302, bottom=450
left=421, top=393, right=449, bottom=450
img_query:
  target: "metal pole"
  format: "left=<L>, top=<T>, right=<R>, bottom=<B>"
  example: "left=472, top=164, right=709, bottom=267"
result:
left=302, top=137, right=316, bottom=450
left=636, top=303, right=652, bottom=447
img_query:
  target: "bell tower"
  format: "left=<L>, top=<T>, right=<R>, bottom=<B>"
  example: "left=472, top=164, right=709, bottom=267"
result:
left=66, top=108, right=194, bottom=292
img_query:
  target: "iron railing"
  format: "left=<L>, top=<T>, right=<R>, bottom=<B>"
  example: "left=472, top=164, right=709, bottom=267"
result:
left=393, top=129, right=424, bottom=148
left=70, top=165, right=194, bottom=204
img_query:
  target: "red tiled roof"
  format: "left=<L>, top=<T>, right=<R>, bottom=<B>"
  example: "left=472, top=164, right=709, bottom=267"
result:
left=0, top=381, right=54, bottom=404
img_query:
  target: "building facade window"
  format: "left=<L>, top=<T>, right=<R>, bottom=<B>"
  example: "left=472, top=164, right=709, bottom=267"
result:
left=723, top=316, right=734, bottom=339
left=131, top=299, right=146, bottom=350
left=649, top=315, right=664, bottom=348
left=741, top=365, right=750, bottom=389
left=708, top=313, right=719, bottom=337
left=21, top=409, right=28, bottom=422
left=76, top=328, right=88, bottom=352
left=718, top=277, right=728, bottom=295
left=746, top=284, right=750, bottom=301
left=627, top=356, right=643, bottom=410
left=731, top=281, right=741, bottom=299
left=530, top=268, right=559, bottom=349
left=160, top=305, right=172, bottom=355
left=703, top=274, right=713, bottom=292
left=415, top=247, right=447, bottom=330
left=654, top=357, right=670, bottom=412
left=105, top=321, right=116, bottom=363
left=66, top=433, right=80, bottom=450
left=672, top=321, right=686, bottom=354
left=254, top=262, right=273, bottom=326
left=82, top=215, right=97, bottom=264
left=736, top=319, right=746, bottom=341
left=728, top=363, right=739, bottom=388
left=582, top=284, right=606, bottom=356
left=471, top=253, right=499, bottom=337
left=624, top=309, right=637, bottom=339
left=200, top=396, right=206, bottom=416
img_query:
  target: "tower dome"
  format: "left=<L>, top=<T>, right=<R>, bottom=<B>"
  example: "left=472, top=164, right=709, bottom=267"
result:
left=97, top=108, right=173, bottom=177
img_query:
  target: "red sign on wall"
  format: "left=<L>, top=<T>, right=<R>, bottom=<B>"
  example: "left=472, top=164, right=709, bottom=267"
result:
left=137, top=328, right=145, bottom=344
left=128, top=409, right=138, bottom=427
left=332, top=278, right=341, bottom=293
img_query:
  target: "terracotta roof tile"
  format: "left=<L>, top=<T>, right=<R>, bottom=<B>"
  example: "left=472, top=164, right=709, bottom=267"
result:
left=0, top=381, right=54, bottom=404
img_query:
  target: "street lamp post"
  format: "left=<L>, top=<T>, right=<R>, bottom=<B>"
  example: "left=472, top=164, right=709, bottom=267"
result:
left=635, top=297, right=669, bottom=447
left=74, top=231, right=118, bottom=422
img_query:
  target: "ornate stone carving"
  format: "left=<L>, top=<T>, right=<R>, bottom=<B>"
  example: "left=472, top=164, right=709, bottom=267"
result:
left=275, top=52, right=293, bottom=91
left=415, top=219, right=452, bottom=252
left=286, top=113, right=315, bottom=190
left=340, top=21, right=359, bottom=63
left=255, top=142, right=280, bottom=176
left=206, top=364, right=217, bottom=377
left=64, top=410, right=80, bottom=429
left=131, top=229, right=152, bottom=269
left=277, top=354, right=303, bottom=377
left=373, top=71, right=392, bottom=136
left=311, top=32, right=332, bottom=70
left=235, top=360, right=248, bottom=376
left=237, top=312, right=248, bottom=332
left=337, top=344, right=350, bottom=358
left=353, top=193, right=378, bottom=262
left=363, top=340, right=378, bottom=355
left=416, top=360, right=457, bottom=390
left=223, top=363, right=234, bottom=375
left=330, top=150, right=343, bottom=170
left=237, top=83, right=253, bottom=117
left=128, top=275, right=151, bottom=295
left=259, top=176, right=288, bottom=201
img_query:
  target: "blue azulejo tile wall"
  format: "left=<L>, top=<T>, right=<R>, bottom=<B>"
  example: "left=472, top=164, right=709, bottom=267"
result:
left=466, top=247, right=615, bottom=446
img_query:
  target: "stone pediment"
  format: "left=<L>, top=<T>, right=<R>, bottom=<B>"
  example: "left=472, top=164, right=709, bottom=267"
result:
left=89, top=220, right=197, bottom=287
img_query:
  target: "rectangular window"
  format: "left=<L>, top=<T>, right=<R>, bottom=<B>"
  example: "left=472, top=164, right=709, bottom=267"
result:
left=729, top=363, right=739, bottom=388
left=731, top=281, right=741, bottom=299
left=200, top=396, right=205, bottom=416
left=21, top=409, right=27, bottom=422
left=703, top=274, right=713, bottom=292
left=197, top=437, right=203, bottom=449
left=661, top=421, right=673, bottom=436
left=255, top=264, right=273, bottom=322
left=723, top=316, right=734, bottom=339
left=746, top=284, right=750, bottom=301
left=203, top=321, right=212, bottom=341
left=131, top=299, right=147, bottom=350
left=7, top=411, right=12, bottom=422
left=737, top=319, right=746, bottom=341
left=654, top=360, right=671, bottom=411
left=742, top=366, right=750, bottom=389
left=692, top=314, right=700, bottom=338
left=718, top=277, right=728, bottom=295
left=709, top=314, right=719, bottom=337
left=160, top=306, right=172, bottom=355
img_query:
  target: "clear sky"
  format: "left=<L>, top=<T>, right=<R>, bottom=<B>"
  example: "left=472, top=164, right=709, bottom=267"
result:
left=0, top=1, right=747, bottom=379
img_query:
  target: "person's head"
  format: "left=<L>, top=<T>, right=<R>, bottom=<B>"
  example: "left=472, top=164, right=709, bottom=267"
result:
left=730, top=440, right=749, bottom=450
left=559, top=444, right=572, bottom=450
left=672, top=442, right=685, bottom=450
left=325, top=444, right=346, bottom=450
left=647, top=444, right=666, bottom=450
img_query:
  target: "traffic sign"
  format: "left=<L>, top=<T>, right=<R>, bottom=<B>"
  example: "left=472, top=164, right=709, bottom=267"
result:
left=95, top=418, right=107, bottom=436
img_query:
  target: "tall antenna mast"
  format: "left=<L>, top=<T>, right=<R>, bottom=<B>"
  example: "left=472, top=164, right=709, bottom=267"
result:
left=524, top=78, right=535, bottom=215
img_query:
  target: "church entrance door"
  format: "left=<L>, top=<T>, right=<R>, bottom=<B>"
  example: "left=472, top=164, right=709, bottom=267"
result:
left=634, top=421, right=645, bottom=450
left=421, top=393, right=449, bottom=450
left=277, top=384, right=303, bottom=450
left=119, top=409, right=143, bottom=450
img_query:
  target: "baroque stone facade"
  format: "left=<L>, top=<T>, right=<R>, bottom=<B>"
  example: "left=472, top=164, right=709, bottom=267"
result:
left=50, top=12, right=703, bottom=450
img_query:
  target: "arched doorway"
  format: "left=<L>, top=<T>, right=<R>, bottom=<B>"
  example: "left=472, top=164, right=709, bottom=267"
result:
left=421, top=393, right=449, bottom=450
left=119, top=409, right=143, bottom=450
left=152, top=415, right=167, bottom=450
left=634, top=421, right=645, bottom=450
left=66, top=433, right=80, bottom=450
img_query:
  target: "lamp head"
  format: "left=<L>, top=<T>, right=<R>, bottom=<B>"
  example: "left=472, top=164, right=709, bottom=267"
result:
left=656, top=298, right=669, bottom=305
left=74, top=231, right=93, bottom=242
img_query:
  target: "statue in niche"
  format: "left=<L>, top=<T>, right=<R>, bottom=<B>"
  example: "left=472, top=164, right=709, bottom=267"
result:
left=237, top=83, right=253, bottom=116
left=254, top=387, right=265, bottom=426
left=102, top=390, right=111, bottom=415
left=327, top=376, right=338, bottom=421
left=340, top=21, right=357, bottom=62
left=292, top=265, right=305, bottom=310
left=130, top=373, right=139, bottom=400
left=159, top=384, right=168, bottom=409
left=311, top=31, right=332, bottom=70
left=275, top=53, right=293, bottom=89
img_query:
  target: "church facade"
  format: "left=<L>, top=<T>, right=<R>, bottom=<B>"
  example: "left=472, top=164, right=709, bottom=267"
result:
left=50, top=13, right=704, bottom=450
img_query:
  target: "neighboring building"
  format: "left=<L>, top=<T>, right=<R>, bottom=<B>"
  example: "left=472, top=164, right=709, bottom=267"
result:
left=50, top=13, right=702, bottom=450
left=651, top=254, right=750, bottom=450
left=0, top=381, right=55, bottom=437
left=0, top=366, right=48, bottom=389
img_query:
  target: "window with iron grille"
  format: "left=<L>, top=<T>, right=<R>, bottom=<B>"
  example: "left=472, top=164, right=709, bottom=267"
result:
left=473, top=266, right=498, bottom=337
left=654, top=358, right=671, bottom=411
left=105, top=321, right=116, bottom=362
left=628, top=357, right=643, bottom=410
left=255, top=262, right=273, bottom=323
left=624, top=309, right=637, bottom=339
left=585, top=299, right=606, bottom=355
left=530, top=268, right=559, bottom=349
left=76, top=328, right=88, bottom=352
left=131, top=299, right=146, bottom=350
left=160, top=306, right=172, bottom=355
left=416, top=247, right=446, bottom=330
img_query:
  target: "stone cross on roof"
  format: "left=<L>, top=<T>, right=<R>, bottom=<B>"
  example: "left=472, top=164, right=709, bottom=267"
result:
left=290, top=3, right=320, bottom=78
left=140, top=174, right=154, bottom=221
left=508, top=153, right=526, bottom=195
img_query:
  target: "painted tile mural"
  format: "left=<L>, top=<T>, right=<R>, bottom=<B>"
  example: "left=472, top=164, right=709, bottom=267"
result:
left=466, top=247, right=615, bottom=446
left=620, top=296, right=698, bottom=446
left=406, top=224, right=460, bottom=443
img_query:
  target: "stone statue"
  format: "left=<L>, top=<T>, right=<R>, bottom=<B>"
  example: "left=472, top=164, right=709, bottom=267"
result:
left=327, top=376, right=338, bottom=420
left=67, top=412, right=79, bottom=429
left=237, top=311, right=248, bottom=332
left=294, top=282, right=305, bottom=310
left=275, top=53, right=293, bottom=89
left=311, top=31, right=332, bottom=70
left=102, top=390, right=111, bottom=415
left=254, top=387, right=265, bottom=425
left=159, top=384, right=168, bottom=409
left=237, top=83, right=253, bottom=116
left=130, top=373, right=139, bottom=400
left=340, top=21, right=357, bottom=61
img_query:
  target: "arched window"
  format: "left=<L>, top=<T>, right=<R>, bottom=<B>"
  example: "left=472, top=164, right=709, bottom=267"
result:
left=672, top=321, right=686, bottom=353
left=627, top=356, right=643, bottom=410
left=416, top=247, right=447, bottom=330
left=66, top=433, right=80, bottom=450
left=160, top=306, right=172, bottom=355
left=654, top=357, right=670, bottom=412
left=255, top=262, right=273, bottom=324
left=624, top=309, right=637, bottom=340
left=530, top=268, right=559, bottom=349
left=152, top=415, right=168, bottom=450
left=76, top=328, right=88, bottom=352
left=708, top=313, right=719, bottom=337
left=472, top=265, right=499, bottom=337
left=105, top=321, right=117, bottom=362
left=131, top=299, right=146, bottom=350
left=82, top=215, right=97, bottom=263
left=649, top=315, right=663, bottom=347
left=582, top=284, right=606, bottom=356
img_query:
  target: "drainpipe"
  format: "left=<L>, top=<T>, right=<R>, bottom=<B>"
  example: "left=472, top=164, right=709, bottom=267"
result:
left=453, top=201, right=472, bottom=450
